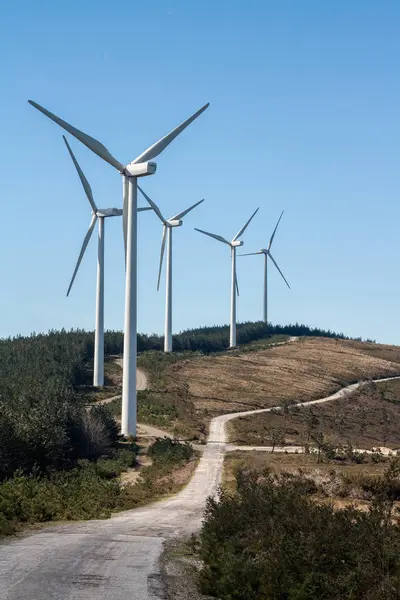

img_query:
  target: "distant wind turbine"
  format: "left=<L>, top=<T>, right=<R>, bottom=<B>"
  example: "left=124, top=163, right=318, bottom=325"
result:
left=29, top=98, right=209, bottom=436
left=240, top=210, right=290, bottom=323
left=195, top=208, right=259, bottom=348
left=63, top=136, right=151, bottom=388
left=138, top=186, right=204, bottom=353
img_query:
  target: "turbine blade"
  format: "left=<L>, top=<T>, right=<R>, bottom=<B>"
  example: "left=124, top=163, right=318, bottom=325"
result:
left=130, top=103, right=209, bottom=165
left=235, top=272, right=239, bottom=296
left=232, top=207, right=259, bottom=242
left=157, top=226, right=167, bottom=291
left=137, top=186, right=167, bottom=224
left=170, top=199, right=204, bottom=221
left=238, top=252, right=263, bottom=256
left=28, top=100, right=125, bottom=172
left=194, top=228, right=231, bottom=245
left=268, top=210, right=284, bottom=250
left=268, top=251, right=291, bottom=289
left=63, top=136, right=97, bottom=212
left=137, top=206, right=153, bottom=212
left=67, top=214, right=97, bottom=296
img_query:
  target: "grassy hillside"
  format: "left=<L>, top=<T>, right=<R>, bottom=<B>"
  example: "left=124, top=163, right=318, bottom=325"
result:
left=167, top=337, right=400, bottom=415
left=230, top=379, right=400, bottom=449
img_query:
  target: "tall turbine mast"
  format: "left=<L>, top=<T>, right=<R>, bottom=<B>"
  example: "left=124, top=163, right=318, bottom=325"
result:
left=29, top=100, right=209, bottom=436
left=195, top=208, right=259, bottom=347
left=240, top=210, right=290, bottom=323
left=138, top=186, right=204, bottom=353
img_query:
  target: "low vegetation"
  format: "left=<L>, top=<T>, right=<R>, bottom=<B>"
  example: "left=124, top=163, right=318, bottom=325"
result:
left=106, top=387, right=208, bottom=441
left=114, top=437, right=198, bottom=512
left=223, top=450, right=394, bottom=494
left=229, top=379, right=400, bottom=448
left=169, top=337, right=400, bottom=417
left=198, top=465, right=400, bottom=599
left=0, top=437, right=196, bottom=536
left=0, top=444, right=138, bottom=536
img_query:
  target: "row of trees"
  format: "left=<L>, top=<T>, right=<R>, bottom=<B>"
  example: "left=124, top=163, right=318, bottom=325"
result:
left=107, top=320, right=356, bottom=355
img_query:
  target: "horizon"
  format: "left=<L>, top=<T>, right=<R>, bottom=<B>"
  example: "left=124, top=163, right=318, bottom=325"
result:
left=0, top=319, right=374, bottom=344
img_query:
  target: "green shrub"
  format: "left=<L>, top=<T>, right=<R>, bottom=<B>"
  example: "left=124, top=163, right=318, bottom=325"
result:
left=148, top=437, right=194, bottom=465
left=94, top=447, right=138, bottom=479
left=199, top=467, right=400, bottom=600
left=0, top=444, right=139, bottom=536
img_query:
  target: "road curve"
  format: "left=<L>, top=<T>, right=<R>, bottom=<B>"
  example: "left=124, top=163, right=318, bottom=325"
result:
left=93, top=367, right=148, bottom=407
left=1, top=374, right=399, bottom=600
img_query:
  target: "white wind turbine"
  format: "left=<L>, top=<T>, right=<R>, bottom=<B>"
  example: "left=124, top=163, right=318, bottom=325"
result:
left=195, top=208, right=259, bottom=348
left=62, top=135, right=151, bottom=388
left=29, top=99, right=209, bottom=436
left=138, top=186, right=204, bottom=353
left=240, top=210, right=290, bottom=323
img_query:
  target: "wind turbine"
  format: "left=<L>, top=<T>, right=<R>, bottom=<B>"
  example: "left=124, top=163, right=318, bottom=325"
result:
left=138, top=186, right=204, bottom=353
left=195, top=208, right=259, bottom=348
left=240, top=210, right=290, bottom=323
left=62, top=136, right=151, bottom=388
left=29, top=99, right=209, bottom=436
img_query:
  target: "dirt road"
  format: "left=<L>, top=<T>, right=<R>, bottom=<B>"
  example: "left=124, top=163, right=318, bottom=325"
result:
left=1, top=373, right=399, bottom=599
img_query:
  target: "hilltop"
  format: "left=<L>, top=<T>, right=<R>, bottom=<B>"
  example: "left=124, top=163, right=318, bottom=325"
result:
left=151, top=336, right=400, bottom=432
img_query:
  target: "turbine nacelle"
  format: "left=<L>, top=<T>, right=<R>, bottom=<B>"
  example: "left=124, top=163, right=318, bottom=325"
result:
left=240, top=211, right=290, bottom=290
left=167, top=219, right=183, bottom=227
left=231, top=240, right=244, bottom=247
left=124, top=161, right=157, bottom=177
left=96, top=208, right=123, bottom=218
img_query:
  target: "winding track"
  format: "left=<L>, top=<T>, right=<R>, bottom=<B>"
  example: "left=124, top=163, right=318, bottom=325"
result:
left=1, top=367, right=399, bottom=599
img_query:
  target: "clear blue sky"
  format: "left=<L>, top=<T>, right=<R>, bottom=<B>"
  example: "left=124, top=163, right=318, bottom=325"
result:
left=0, top=0, right=399, bottom=343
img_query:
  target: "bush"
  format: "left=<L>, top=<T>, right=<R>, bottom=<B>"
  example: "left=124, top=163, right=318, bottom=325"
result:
left=199, top=468, right=400, bottom=599
left=0, top=444, right=139, bottom=536
left=148, top=437, right=194, bottom=465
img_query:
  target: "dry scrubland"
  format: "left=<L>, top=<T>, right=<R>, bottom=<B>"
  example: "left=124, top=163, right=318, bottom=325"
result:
left=230, top=378, right=400, bottom=449
left=224, top=451, right=396, bottom=498
left=105, top=337, right=400, bottom=446
left=167, top=336, right=400, bottom=413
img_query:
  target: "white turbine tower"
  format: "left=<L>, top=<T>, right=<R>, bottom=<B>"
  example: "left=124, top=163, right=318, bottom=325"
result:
left=138, top=186, right=204, bottom=353
left=195, top=208, right=259, bottom=348
left=29, top=99, right=209, bottom=436
left=240, top=210, right=290, bottom=323
left=63, top=136, right=151, bottom=388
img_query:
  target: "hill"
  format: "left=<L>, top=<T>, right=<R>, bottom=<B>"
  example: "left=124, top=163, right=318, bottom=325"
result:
left=165, top=336, right=400, bottom=414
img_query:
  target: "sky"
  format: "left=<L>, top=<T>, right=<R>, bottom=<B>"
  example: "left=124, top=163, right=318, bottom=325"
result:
left=0, top=0, right=399, bottom=344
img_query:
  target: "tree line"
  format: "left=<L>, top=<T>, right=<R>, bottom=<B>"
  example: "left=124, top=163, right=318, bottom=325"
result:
left=108, top=320, right=361, bottom=355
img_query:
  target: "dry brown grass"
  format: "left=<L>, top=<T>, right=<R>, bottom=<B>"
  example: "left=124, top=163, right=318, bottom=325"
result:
left=342, top=340, right=400, bottom=365
left=230, top=379, right=400, bottom=449
left=167, top=337, right=400, bottom=416
left=223, top=451, right=392, bottom=496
